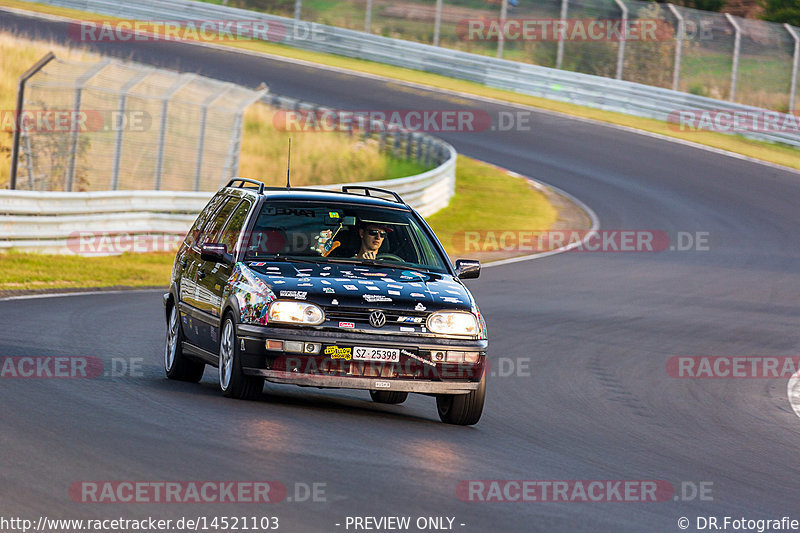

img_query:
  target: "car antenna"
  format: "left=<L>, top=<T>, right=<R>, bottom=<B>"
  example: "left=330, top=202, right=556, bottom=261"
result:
left=286, top=138, right=291, bottom=189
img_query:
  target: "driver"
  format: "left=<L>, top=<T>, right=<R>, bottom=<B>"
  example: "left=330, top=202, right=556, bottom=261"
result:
left=355, top=223, right=389, bottom=259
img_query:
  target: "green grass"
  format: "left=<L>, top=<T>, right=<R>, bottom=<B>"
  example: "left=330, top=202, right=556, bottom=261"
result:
left=427, top=156, right=557, bottom=256
left=0, top=251, right=176, bottom=291
left=0, top=156, right=559, bottom=290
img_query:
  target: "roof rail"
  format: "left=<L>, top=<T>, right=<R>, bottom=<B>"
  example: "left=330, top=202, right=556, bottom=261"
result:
left=341, top=186, right=405, bottom=205
left=225, top=177, right=265, bottom=194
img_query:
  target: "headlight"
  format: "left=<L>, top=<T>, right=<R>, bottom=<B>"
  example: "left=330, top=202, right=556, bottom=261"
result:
left=267, top=301, right=324, bottom=325
left=426, top=311, right=479, bottom=336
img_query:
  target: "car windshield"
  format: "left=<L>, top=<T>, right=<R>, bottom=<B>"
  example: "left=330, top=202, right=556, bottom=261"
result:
left=243, top=201, right=449, bottom=273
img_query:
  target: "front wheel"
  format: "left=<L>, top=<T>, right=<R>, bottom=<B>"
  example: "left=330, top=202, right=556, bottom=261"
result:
left=164, top=304, right=205, bottom=383
left=436, top=375, right=486, bottom=425
left=218, top=315, right=263, bottom=400
left=369, top=390, right=408, bottom=404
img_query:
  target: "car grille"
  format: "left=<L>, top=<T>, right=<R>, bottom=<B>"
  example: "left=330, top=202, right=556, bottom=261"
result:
left=322, top=306, right=428, bottom=326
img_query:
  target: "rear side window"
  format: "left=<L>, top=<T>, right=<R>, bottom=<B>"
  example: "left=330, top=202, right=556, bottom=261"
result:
left=199, top=198, right=238, bottom=247
left=217, top=199, right=253, bottom=253
left=184, top=193, right=227, bottom=248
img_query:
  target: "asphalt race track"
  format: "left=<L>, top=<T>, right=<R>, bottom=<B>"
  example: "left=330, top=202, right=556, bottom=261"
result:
left=2, top=8, right=800, bottom=532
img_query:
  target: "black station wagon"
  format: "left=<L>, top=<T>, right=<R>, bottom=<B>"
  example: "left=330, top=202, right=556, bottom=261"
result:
left=164, top=179, right=488, bottom=424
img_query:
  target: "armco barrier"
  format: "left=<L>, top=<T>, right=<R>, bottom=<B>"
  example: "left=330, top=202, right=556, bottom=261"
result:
left=14, top=0, right=800, bottom=149
left=0, top=154, right=456, bottom=254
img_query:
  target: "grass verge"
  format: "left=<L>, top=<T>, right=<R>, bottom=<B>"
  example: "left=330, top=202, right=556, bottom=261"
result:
left=1, top=0, right=799, bottom=170
left=0, top=156, right=559, bottom=291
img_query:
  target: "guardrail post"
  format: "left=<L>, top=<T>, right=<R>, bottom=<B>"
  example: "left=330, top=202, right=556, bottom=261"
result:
left=9, top=51, right=55, bottom=190
left=785, top=24, right=799, bottom=114
left=433, top=0, right=443, bottom=46
left=111, top=69, right=150, bottom=191
left=725, top=13, right=741, bottom=102
left=154, top=75, right=194, bottom=190
left=667, top=3, right=684, bottom=92
left=497, top=0, right=508, bottom=58
left=65, top=59, right=109, bottom=192
left=365, top=0, right=372, bottom=32
left=614, top=0, right=628, bottom=80
left=556, top=0, right=568, bottom=69
left=294, top=0, right=302, bottom=21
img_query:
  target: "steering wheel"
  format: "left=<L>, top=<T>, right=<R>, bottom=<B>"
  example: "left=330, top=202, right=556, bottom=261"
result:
left=376, top=253, right=404, bottom=262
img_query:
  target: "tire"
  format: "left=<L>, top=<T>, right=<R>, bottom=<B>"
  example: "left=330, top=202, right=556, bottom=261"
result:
left=436, top=375, right=486, bottom=425
left=164, top=303, right=205, bottom=383
left=218, top=314, right=263, bottom=400
left=369, top=390, right=408, bottom=404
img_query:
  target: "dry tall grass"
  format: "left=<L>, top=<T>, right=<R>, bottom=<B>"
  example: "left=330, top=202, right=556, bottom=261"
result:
left=0, top=32, right=95, bottom=187
left=0, top=31, right=423, bottom=189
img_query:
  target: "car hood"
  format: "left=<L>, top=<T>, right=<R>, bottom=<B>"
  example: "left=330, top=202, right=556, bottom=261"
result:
left=245, top=260, right=474, bottom=312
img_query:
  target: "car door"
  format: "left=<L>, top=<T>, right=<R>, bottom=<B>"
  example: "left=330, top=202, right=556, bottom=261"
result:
left=193, top=196, right=246, bottom=352
left=179, top=193, right=230, bottom=346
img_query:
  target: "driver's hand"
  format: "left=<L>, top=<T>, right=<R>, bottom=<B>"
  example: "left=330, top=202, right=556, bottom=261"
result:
left=362, top=250, right=376, bottom=259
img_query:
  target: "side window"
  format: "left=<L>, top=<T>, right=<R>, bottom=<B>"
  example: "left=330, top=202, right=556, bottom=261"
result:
left=217, top=199, right=253, bottom=253
left=199, top=197, right=238, bottom=247
left=184, top=194, right=226, bottom=248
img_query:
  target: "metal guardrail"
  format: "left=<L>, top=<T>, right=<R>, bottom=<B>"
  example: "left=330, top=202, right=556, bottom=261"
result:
left=0, top=157, right=456, bottom=253
left=19, top=0, right=800, bottom=149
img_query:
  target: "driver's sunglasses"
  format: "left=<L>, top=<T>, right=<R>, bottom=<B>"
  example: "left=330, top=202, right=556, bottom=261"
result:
left=367, top=229, right=387, bottom=238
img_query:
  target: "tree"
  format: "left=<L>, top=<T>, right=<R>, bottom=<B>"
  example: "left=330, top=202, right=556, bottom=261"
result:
left=760, top=0, right=800, bottom=26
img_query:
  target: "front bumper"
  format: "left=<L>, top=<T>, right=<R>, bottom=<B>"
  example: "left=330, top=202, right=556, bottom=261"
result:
left=236, top=323, right=487, bottom=394
left=243, top=369, right=481, bottom=394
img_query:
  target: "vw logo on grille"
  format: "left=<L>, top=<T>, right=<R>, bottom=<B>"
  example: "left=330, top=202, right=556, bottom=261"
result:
left=369, top=311, right=386, bottom=328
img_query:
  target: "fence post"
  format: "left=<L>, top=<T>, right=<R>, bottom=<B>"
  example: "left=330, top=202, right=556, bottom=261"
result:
left=365, top=0, right=372, bottom=32
left=725, top=13, right=741, bottom=102
left=785, top=24, right=799, bottom=114
left=555, top=0, right=568, bottom=69
left=9, top=51, right=55, bottom=190
left=433, top=0, right=443, bottom=46
left=22, top=131, right=36, bottom=190
left=154, top=75, right=194, bottom=191
left=222, top=111, right=244, bottom=182
left=497, top=0, right=508, bottom=59
left=667, top=3, right=684, bottom=92
left=294, top=0, right=301, bottom=20
left=111, top=69, right=150, bottom=191
left=194, top=92, right=223, bottom=192
left=614, top=0, right=628, bottom=80
left=65, top=59, right=108, bottom=192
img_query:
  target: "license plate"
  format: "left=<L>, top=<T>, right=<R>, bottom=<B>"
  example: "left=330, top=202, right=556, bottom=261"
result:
left=353, top=346, right=400, bottom=362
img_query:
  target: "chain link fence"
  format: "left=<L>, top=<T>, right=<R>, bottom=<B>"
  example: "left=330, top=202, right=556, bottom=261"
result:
left=12, top=56, right=265, bottom=192
left=286, top=0, right=800, bottom=112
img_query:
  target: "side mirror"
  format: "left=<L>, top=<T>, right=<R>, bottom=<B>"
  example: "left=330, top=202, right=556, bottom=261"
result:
left=455, top=259, right=480, bottom=279
left=201, top=243, right=230, bottom=264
